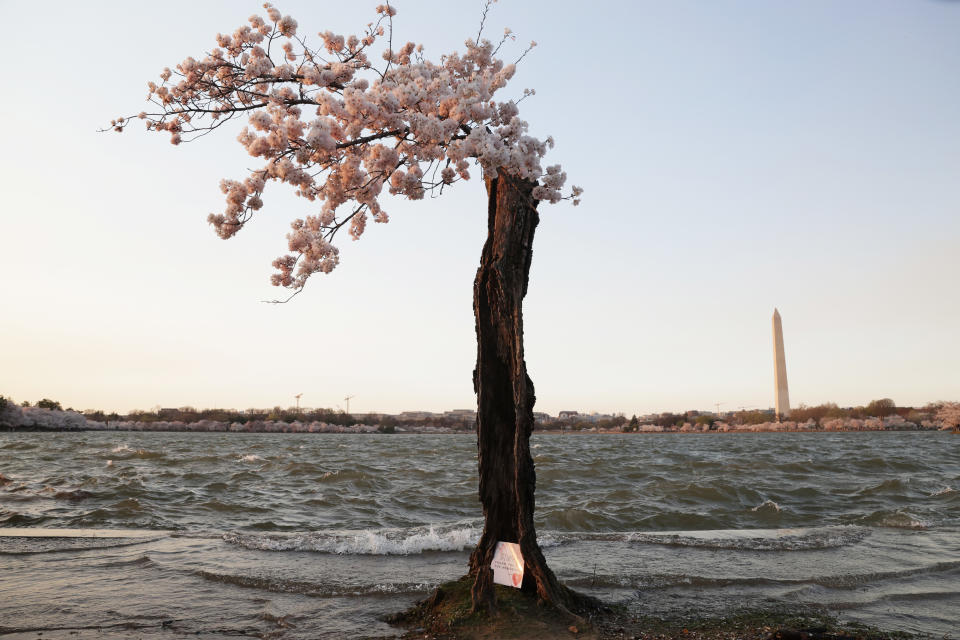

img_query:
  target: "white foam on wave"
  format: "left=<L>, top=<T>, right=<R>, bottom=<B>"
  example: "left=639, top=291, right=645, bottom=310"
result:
left=534, top=532, right=564, bottom=548
left=223, top=524, right=480, bottom=555
left=751, top=499, right=782, bottom=512
left=109, top=444, right=161, bottom=458
left=872, top=511, right=930, bottom=529
left=930, top=486, right=956, bottom=497
left=238, top=454, right=264, bottom=463
left=221, top=525, right=871, bottom=556
left=232, top=525, right=872, bottom=555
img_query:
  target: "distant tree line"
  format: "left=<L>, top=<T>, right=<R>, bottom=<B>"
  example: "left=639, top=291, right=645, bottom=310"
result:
left=3, top=396, right=956, bottom=432
left=540, top=415, right=628, bottom=432
left=613, top=398, right=945, bottom=432
left=776, top=398, right=928, bottom=425
left=639, top=398, right=937, bottom=431
left=2, top=397, right=69, bottom=412
left=4, top=401, right=479, bottom=431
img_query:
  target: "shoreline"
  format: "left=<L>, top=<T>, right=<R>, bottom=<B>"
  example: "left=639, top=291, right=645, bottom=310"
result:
left=389, top=578, right=917, bottom=640
left=4, top=403, right=956, bottom=434
left=0, top=425, right=949, bottom=434
left=0, top=608, right=917, bottom=640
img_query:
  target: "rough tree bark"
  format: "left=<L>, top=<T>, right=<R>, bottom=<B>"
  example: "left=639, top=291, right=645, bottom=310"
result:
left=467, top=169, right=586, bottom=617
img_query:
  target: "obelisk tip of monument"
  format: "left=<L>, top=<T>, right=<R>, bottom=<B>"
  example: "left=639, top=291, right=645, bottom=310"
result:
left=773, top=307, right=780, bottom=317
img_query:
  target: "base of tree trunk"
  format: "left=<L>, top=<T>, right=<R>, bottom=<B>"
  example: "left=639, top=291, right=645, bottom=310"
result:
left=467, top=535, right=597, bottom=618
left=388, top=574, right=605, bottom=639
left=389, top=582, right=904, bottom=640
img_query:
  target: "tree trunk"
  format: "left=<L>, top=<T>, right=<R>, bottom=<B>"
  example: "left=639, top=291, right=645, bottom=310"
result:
left=467, top=169, right=582, bottom=616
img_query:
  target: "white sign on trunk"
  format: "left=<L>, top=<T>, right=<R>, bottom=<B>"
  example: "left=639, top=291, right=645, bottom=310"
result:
left=491, top=541, right=524, bottom=588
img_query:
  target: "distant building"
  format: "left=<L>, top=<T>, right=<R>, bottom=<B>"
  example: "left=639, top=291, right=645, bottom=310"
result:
left=354, top=412, right=387, bottom=421
left=399, top=411, right=437, bottom=420
left=558, top=411, right=579, bottom=419
left=583, top=413, right=615, bottom=423
left=443, top=409, right=477, bottom=419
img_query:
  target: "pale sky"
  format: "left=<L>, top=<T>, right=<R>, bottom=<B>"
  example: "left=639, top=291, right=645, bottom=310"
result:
left=1, top=0, right=958, bottom=416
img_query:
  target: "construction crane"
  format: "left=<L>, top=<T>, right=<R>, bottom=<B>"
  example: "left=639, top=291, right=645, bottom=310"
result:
left=344, top=395, right=355, bottom=414
left=294, top=393, right=303, bottom=413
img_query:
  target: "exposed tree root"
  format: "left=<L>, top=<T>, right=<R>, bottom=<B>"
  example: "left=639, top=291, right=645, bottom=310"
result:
left=389, top=575, right=607, bottom=640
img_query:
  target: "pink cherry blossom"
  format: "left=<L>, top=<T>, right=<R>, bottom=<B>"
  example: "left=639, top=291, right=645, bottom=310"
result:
left=115, top=3, right=582, bottom=293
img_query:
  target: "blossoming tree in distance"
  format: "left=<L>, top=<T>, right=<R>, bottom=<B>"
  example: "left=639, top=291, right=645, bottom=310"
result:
left=112, top=1, right=590, bottom=618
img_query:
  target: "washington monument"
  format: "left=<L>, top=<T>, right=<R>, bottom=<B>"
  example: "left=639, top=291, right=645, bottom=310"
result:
left=772, top=308, right=790, bottom=421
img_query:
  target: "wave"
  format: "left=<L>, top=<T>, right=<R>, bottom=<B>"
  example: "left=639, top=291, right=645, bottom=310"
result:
left=854, top=477, right=910, bottom=496
left=0, top=442, right=37, bottom=450
left=751, top=499, right=782, bottom=513
left=201, top=499, right=270, bottom=514
left=223, top=524, right=479, bottom=555
left=220, top=525, right=872, bottom=556
left=109, top=444, right=165, bottom=459
left=97, top=554, right=157, bottom=569
left=280, top=461, right=323, bottom=475
left=0, top=537, right=161, bottom=555
left=565, top=559, right=960, bottom=592
left=0, top=513, right=49, bottom=527
left=856, top=510, right=930, bottom=529
left=52, top=489, right=96, bottom=501
left=193, top=569, right=434, bottom=597
left=317, top=469, right=369, bottom=482
left=813, top=560, right=960, bottom=589
left=873, top=589, right=960, bottom=604
left=565, top=571, right=783, bottom=590
left=2, top=480, right=33, bottom=494
left=621, top=526, right=871, bottom=551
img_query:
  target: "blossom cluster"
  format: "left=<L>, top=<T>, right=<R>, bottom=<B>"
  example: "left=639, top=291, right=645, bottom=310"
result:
left=0, top=405, right=90, bottom=431
left=626, top=415, right=946, bottom=433
left=936, top=402, right=960, bottom=429
left=116, top=2, right=580, bottom=292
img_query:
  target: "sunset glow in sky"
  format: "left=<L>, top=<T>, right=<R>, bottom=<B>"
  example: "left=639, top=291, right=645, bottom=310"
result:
left=1, top=0, right=958, bottom=415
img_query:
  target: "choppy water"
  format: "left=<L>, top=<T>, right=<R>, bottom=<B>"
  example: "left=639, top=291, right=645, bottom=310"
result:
left=1, top=432, right=958, bottom=638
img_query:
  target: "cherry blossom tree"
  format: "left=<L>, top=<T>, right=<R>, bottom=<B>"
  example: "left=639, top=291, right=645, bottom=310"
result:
left=936, top=402, right=960, bottom=430
left=112, top=2, right=588, bottom=616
